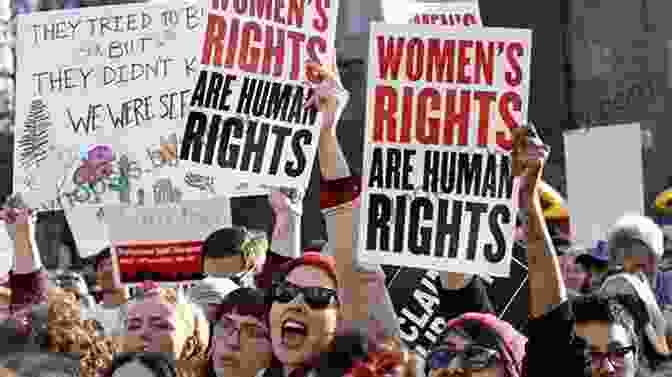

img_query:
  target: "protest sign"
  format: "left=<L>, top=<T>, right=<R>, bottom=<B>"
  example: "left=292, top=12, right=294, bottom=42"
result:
left=564, top=123, right=645, bottom=247
left=178, top=0, right=340, bottom=193
left=64, top=206, right=110, bottom=258
left=385, top=0, right=482, bottom=27
left=116, top=240, right=204, bottom=283
left=13, top=0, right=258, bottom=212
left=103, top=196, right=231, bottom=243
left=357, top=23, right=532, bottom=277
left=0, top=223, right=12, bottom=278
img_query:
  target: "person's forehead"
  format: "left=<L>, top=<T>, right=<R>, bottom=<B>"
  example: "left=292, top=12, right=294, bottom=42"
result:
left=577, top=321, right=631, bottom=347
left=128, top=297, right=175, bottom=318
left=223, top=312, right=265, bottom=327
left=112, top=361, right=154, bottom=377
left=286, top=265, right=335, bottom=288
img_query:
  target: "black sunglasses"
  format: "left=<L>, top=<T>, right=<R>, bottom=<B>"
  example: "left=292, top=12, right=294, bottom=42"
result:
left=426, top=345, right=500, bottom=371
left=271, top=281, right=338, bottom=309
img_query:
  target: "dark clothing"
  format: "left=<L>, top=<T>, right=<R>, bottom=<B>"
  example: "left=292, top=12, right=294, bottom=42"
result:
left=256, top=251, right=293, bottom=290
left=523, top=301, right=591, bottom=377
left=437, top=276, right=495, bottom=319
left=9, top=269, right=49, bottom=313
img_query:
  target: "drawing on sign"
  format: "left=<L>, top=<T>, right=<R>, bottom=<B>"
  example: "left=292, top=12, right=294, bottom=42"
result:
left=153, top=178, right=182, bottom=204
left=18, top=98, right=51, bottom=170
left=184, top=172, right=215, bottom=194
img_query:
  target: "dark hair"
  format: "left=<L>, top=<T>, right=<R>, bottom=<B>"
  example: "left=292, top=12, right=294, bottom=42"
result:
left=102, top=352, right=177, bottom=377
left=0, top=351, right=80, bottom=377
left=0, top=304, right=50, bottom=353
left=573, top=293, right=649, bottom=328
left=216, top=287, right=270, bottom=324
left=202, top=226, right=248, bottom=259
left=94, top=247, right=111, bottom=271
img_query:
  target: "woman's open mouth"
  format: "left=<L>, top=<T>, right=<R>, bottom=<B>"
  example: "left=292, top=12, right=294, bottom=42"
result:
left=281, top=319, right=308, bottom=349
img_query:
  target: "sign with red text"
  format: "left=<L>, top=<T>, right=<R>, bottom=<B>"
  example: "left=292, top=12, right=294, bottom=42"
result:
left=116, top=240, right=204, bottom=283
left=358, top=23, right=532, bottom=277
left=178, top=0, right=339, bottom=193
left=386, top=1, right=482, bottom=27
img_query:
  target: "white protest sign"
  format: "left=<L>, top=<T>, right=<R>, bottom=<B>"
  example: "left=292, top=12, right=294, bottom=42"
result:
left=103, top=196, right=231, bottom=242
left=64, top=206, right=110, bottom=258
left=0, top=223, right=13, bottom=278
left=358, top=23, right=532, bottom=277
left=385, top=0, right=482, bottom=27
left=13, top=0, right=240, bottom=212
left=564, top=123, right=645, bottom=248
left=178, top=0, right=340, bottom=193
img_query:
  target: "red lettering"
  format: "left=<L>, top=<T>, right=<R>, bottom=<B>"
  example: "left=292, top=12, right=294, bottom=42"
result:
left=288, top=0, right=305, bottom=28
left=233, top=0, right=246, bottom=14
left=313, top=0, right=329, bottom=32
left=464, top=14, right=478, bottom=26
left=201, top=14, right=226, bottom=65
left=374, top=86, right=398, bottom=143
left=401, top=87, right=413, bottom=143
left=377, top=36, right=405, bottom=80
left=261, top=25, right=285, bottom=77
left=274, top=0, right=285, bottom=23
left=474, top=41, right=494, bottom=85
left=497, top=91, right=522, bottom=150
left=225, top=18, right=240, bottom=68
left=443, top=90, right=470, bottom=146
left=287, top=31, right=305, bottom=80
left=457, top=40, right=473, bottom=84
left=306, top=36, right=327, bottom=80
left=431, top=15, right=440, bottom=24
left=239, top=21, right=262, bottom=73
left=252, top=0, right=272, bottom=20
left=426, top=39, right=455, bottom=83
left=416, top=88, right=440, bottom=144
left=474, top=91, right=496, bottom=147
left=411, top=14, right=421, bottom=23
left=505, top=42, right=524, bottom=87
left=406, top=38, right=424, bottom=81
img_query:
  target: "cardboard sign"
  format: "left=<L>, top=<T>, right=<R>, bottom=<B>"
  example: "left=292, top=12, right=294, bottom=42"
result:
left=178, top=0, right=340, bottom=193
left=564, top=123, right=645, bottom=247
left=116, top=240, right=204, bottom=283
left=357, top=23, right=532, bottom=277
left=103, top=196, right=231, bottom=243
left=385, top=0, right=482, bottom=27
left=13, top=0, right=231, bottom=212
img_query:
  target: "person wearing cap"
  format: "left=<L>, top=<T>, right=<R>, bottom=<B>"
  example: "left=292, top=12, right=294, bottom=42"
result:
left=600, top=214, right=671, bottom=355
left=201, top=227, right=268, bottom=288
left=576, top=240, right=610, bottom=293
left=189, top=276, right=240, bottom=323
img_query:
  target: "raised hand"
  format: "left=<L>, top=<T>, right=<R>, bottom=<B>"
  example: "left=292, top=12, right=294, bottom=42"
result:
left=303, top=60, right=348, bottom=129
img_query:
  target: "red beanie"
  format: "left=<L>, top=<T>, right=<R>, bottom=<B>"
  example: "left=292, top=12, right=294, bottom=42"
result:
left=278, top=252, right=338, bottom=287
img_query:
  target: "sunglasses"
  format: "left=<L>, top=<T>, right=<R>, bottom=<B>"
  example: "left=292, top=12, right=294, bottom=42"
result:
left=271, top=281, right=338, bottom=309
left=590, top=346, right=635, bottom=369
left=427, top=345, right=500, bottom=371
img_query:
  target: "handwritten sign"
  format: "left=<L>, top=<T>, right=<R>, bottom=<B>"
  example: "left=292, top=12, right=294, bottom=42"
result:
left=178, top=0, right=340, bottom=193
left=357, top=23, right=532, bottom=277
left=13, top=0, right=213, bottom=211
left=103, top=196, right=231, bottom=242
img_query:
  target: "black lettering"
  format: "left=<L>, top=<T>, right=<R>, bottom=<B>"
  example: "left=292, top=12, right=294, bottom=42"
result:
left=204, top=71, right=224, bottom=109
left=285, top=129, right=311, bottom=177
left=435, top=198, right=462, bottom=258
left=236, top=77, right=257, bottom=116
left=366, top=194, right=392, bottom=251
left=369, top=147, right=385, bottom=189
left=456, top=152, right=482, bottom=195
left=240, top=121, right=270, bottom=173
left=218, top=117, right=244, bottom=168
left=484, top=204, right=510, bottom=263
left=464, top=201, right=488, bottom=260
left=393, top=195, right=407, bottom=252
left=481, top=154, right=498, bottom=198
left=180, top=111, right=208, bottom=162
left=268, top=125, right=291, bottom=175
left=190, top=70, right=207, bottom=107
left=409, top=197, right=432, bottom=255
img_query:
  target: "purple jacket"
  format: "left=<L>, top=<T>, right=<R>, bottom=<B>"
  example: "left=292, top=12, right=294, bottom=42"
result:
left=655, top=270, right=672, bottom=308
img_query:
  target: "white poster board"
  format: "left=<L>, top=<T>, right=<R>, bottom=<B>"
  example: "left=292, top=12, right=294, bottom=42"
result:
left=385, top=0, right=482, bottom=27
left=13, top=0, right=267, bottom=212
left=357, top=23, right=532, bottom=277
left=0, top=224, right=13, bottom=278
left=104, top=196, right=231, bottom=242
left=177, top=0, right=340, bottom=193
left=564, top=123, right=645, bottom=247
left=64, top=206, right=110, bottom=258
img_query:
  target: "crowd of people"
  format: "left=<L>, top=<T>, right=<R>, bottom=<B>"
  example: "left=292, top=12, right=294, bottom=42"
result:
left=1, top=15, right=672, bottom=377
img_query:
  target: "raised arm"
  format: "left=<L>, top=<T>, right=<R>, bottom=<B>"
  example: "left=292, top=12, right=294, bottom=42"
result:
left=0, top=201, right=48, bottom=313
left=269, top=189, right=302, bottom=259
left=513, top=126, right=566, bottom=318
